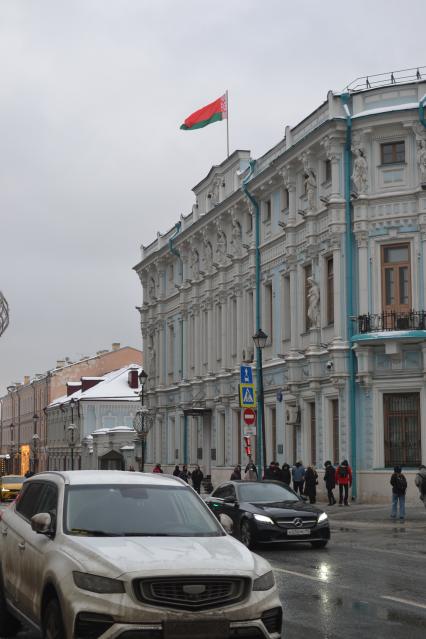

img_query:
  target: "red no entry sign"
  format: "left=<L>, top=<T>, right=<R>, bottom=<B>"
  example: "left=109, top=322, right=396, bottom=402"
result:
left=243, top=407, right=256, bottom=426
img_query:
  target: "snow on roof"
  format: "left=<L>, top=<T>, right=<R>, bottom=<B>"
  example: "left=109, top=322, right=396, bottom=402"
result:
left=48, top=365, right=143, bottom=408
left=352, top=102, right=419, bottom=119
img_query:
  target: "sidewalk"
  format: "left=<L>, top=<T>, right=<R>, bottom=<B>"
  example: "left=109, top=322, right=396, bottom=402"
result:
left=319, top=500, right=426, bottom=529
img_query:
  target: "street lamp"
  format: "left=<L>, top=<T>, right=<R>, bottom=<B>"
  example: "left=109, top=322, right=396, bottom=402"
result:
left=253, top=328, right=268, bottom=478
left=132, top=370, right=150, bottom=472
left=67, top=424, right=77, bottom=471
left=9, top=440, right=16, bottom=475
left=31, top=433, right=40, bottom=473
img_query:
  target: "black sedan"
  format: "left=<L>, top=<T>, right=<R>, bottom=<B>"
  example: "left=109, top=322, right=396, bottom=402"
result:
left=205, top=480, right=330, bottom=549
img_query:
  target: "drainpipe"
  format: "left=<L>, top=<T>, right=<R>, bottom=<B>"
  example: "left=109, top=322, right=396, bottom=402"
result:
left=242, top=160, right=263, bottom=479
left=419, top=93, right=426, bottom=129
left=340, top=93, right=358, bottom=500
left=168, top=222, right=187, bottom=462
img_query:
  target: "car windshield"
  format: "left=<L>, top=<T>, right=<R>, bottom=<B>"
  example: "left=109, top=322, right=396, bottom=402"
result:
left=65, top=484, right=224, bottom=537
left=2, top=476, right=23, bottom=485
left=238, top=482, right=299, bottom=503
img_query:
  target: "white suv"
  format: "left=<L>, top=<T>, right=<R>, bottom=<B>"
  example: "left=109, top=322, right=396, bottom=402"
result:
left=0, top=471, right=282, bottom=639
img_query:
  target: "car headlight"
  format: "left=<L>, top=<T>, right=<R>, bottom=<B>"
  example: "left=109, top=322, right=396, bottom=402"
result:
left=317, top=512, right=328, bottom=524
left=253, top=570, right=275, bottom=591
left=253, top=513, right=274, bottom=525
left=73, top=571, right=124, bottom=594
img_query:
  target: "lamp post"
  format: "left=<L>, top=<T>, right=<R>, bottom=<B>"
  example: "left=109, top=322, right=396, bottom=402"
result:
left=67, top=423, right=77, bottom=471
left=9, top=440, right=16, bottom=475
left=133, top=370, right=150, bottom=472
left=31, top=433, right=40, bottom=474
left=253, top=328, right=268, bottom=478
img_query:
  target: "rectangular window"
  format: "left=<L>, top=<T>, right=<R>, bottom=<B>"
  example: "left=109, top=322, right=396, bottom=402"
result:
left=168, top=324, right=174, bottom=380
left=384, top=393, right=420, bottom=467
left=264, top=199, right=272, bottom=223
left=381, top=244, right=411, bottom=315
left=331, top=399, right=339, bottom=464
left=310, top=403, right=316, bottom=466
left=324, top=159, right=332, bottom=183
left=246, top=211, right=253, bottom=234
left=326, top=256, right=334, bottom=325
left=304, top=264, right=312, bottom=330
left=281, top=275, right=291, bottom=341
left=282, top=188, right=289, bottom=211
left=264, top=283, right=273, bottom=343
left=381, top=141, right=405, bottom=165
left=217, top=412, right=226, bottom=466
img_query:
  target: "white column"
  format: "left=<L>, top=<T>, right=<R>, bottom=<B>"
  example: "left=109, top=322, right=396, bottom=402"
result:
left=207, top=305, right=214, bottom=374
left=332, top=238, right=343, bottom=337
left=194, top=307, right=201, bottom=378
left=221, top=299, right=228, bottom=370
left=290, top=267, right=298, bottom=351
left=236, top=292, right=243, bottom=364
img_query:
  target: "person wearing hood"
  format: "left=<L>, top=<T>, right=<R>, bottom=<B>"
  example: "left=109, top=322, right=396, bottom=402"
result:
left=336, top=459, right=352, bottom=506
left=230, top=465, right=241, bottom=480
left=292, top=461, right=306, bottom=494
left=324, top=461, right=336, bottom=505
left=281, top=463, right=291, bottom=485
left=390, top=465, right=407, bottom=522
left=415, top=464, right=426, bottom=509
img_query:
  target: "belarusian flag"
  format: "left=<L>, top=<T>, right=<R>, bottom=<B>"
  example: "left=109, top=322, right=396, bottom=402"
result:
left=180, top=94, right=227, bottom=131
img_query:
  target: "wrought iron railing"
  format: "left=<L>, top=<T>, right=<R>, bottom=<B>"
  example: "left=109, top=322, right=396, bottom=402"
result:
left=355, top=311, right=426, bottom=334
left=345, top=65, right=426, bottom=93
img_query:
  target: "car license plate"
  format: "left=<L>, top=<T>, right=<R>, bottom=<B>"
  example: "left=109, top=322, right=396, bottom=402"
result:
left=287, top=528, right=311, bottom=536
left=164, top=620, right=229, bottom=639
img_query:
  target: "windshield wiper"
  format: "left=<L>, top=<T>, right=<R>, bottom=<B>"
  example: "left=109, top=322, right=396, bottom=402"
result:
left=69, top=528, right=121, bottom=537
left=122, top=532, right=173, bottom=537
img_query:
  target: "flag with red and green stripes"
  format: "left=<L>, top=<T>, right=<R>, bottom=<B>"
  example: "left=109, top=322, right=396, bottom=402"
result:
left=180, top=94, right=227, bottom=130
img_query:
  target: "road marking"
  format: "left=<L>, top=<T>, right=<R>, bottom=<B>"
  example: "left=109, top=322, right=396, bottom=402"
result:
left=381, top=595, right=426, bottom=610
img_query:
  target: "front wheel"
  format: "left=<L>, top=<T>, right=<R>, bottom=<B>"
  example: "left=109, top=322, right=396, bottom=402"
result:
left=0, top=575, right=21, bottom=637
left=240, top=519, right=255, bottom=549
left=43, top=598, right=65, bottom=639
left=311, top=540, right=328, bottom=549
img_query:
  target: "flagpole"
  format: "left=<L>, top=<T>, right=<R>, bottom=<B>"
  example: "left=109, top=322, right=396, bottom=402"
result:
left=226, top=89, right=229, bottom=158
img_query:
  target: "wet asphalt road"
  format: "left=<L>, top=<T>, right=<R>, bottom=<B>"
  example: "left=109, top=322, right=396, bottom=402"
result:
left=5, top=502, right=426, bottom=638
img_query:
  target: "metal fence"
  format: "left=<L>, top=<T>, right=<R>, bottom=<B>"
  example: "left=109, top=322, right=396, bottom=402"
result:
left=355, top=311, right=426, bottom=334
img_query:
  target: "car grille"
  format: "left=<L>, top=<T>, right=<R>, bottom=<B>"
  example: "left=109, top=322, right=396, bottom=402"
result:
left=134, top=576, right=249, bottom=611
left=275, top=516, right=317, bottom=529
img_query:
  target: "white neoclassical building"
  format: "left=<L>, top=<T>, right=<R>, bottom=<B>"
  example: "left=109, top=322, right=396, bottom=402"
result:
left=134, top=68, right=426, bottom=501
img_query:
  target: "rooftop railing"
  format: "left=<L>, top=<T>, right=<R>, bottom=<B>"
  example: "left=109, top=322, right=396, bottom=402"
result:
left=345, top=66, right=426, bottom=93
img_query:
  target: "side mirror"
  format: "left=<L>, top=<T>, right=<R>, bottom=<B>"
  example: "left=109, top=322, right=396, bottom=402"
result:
left=31, top=512, right=53, bottom=536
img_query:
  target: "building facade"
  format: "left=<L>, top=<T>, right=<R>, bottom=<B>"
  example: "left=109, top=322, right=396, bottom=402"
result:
left=0, top=344, right=142, bottom=474
left=134, top=70, right=426, bottom=501
left=46, top=365, right=142, bottom=472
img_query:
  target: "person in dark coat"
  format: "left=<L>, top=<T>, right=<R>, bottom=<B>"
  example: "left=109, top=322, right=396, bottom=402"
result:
left=230, top=465, right=241, bottom=480
left=264, top=462, right=276, bottom=480
left=179, top=465, right=191, bottom=483
left=172, top=465, right=180, bottom=477
left=304, top=465, right=318, bottom=503
left=324, top=461, right=336, bottom=505
left=191, top=465, right=204, bottom=494
left=281, top=463, right=291, bottom=485
left=292, top=461, right=306, bottom=494
left=390, top=465, right=407, bottom=522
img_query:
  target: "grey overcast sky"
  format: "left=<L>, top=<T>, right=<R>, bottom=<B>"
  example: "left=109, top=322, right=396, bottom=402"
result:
left=0, top=0, right=425, bottom=394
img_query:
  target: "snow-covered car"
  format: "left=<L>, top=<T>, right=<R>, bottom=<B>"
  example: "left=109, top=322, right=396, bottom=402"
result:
left=0, top=470, right=282, bottom=639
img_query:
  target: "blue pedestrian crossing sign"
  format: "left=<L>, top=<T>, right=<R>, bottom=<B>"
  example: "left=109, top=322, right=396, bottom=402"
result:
left=239, top=383, right=256, bottom=407
left=240, top=365, right=253, bottom=384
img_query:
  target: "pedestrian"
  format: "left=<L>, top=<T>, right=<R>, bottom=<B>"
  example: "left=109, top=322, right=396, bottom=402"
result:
left=281, top=463, right=291, bottom=486
left=172, top=465, right=180, bottom=477
left=152, top=463, right=163, bottom=473
left=324, top=461, right=336, bottom=505
left=292, top=461, right=306, bottom=494
left=179, top=464, right=191, bottom=483
left=24, top=470, right=35, bottom=478
left=304, top=465, right=318, bottom=503
left=336, top=459, right=352, bottom=506
left=264, top=461, right=276, bottom=480
left=390, top=466, right=407, bottom=522
left=191, top=464, right=204, bottom=494
left=244, top=456, right=258, bottom=481
left=230, top=465, right=241, bottom=480
left=128, top=465, right=135, bottom=471
left=414, top=464, right=426, bottom=509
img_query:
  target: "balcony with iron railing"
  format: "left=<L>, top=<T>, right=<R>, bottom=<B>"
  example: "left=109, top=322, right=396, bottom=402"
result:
left=354, top=310, right=426, bottom=335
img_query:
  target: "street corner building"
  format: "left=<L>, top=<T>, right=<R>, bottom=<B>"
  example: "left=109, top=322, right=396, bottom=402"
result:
left=133, top=68, right=426, bottom=502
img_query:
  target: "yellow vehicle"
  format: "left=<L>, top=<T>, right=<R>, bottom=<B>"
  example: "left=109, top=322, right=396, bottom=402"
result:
left=0, top=475, right=24, bottom=502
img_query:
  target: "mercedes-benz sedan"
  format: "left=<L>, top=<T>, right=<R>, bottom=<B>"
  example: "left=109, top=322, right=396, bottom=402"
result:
left=205, top=480, right=330, bottom=549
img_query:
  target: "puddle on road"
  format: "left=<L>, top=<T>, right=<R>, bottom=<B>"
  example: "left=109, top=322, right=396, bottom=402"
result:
left=350, top=599, right=426, bottom=628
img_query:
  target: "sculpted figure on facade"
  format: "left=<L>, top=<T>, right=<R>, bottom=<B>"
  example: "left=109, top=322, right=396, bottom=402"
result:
left=191, top=248, right=200, bottom=279
left=351, top=145, right=368, bottom=194
left=416, top=138, right=426, bottom=184
left=231, top=216, right=242, bottom=255
left=216, top=228, right=227, bottom=261
left=307, top=276, right=320, bottom=328
left=304, top=168, right=317, bottom=211
left=203, top=232, right=213, bottom=270
left=148, top=338, right=156, bottom=382
left=148, top=277, right=156, bottom=301
left=210, top=176, right=221, bottom=206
